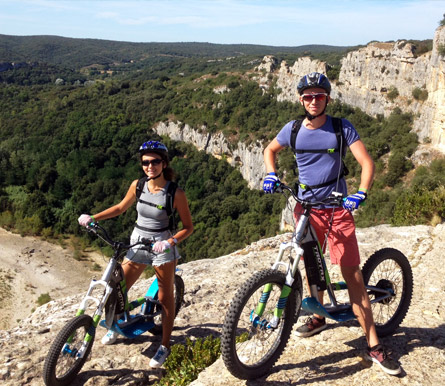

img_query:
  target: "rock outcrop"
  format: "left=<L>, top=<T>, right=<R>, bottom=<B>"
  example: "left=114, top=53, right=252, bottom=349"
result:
left=154, top=121, right=266, bottom=190
left=1, top=223, right=444, bottom=385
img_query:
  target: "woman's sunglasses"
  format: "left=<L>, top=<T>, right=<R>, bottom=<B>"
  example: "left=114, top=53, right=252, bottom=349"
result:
left=141, top=159, right=163, bottom=166
left=301, top=93, right=328, bottom=102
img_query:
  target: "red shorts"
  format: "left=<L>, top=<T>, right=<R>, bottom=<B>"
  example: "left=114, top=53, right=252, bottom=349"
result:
left=293, top=203, right=360, bottom=267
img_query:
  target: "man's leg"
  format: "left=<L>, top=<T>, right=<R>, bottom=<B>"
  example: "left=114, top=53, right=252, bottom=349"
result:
left=341, top=265, right=379, bottom=347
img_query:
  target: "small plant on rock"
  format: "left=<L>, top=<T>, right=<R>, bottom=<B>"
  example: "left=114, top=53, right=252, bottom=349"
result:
left=37, top=293, right=51, bottom=306
left=159, top=336, right=221, bottom=385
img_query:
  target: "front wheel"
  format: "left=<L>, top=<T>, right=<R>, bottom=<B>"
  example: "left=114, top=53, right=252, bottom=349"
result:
left=43, top=314, right=95, bottom=386
left=362, top=248, right=413, bottom=336
left=151, top=274, right=185, bottom=335
left=221, top=269, right=302, bottom=380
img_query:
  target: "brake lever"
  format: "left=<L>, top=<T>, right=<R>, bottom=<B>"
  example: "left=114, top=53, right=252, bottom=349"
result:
left=85, top=223, right=97, bottom=233
left=139, top=237, right=154, bottom=252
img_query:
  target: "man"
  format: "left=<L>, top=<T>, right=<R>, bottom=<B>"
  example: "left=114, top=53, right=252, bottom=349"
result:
left=262, top=72, right=401, bottom=376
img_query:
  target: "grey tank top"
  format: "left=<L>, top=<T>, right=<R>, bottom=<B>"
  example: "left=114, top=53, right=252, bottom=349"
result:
left=135, top=181, right=171, bottom=234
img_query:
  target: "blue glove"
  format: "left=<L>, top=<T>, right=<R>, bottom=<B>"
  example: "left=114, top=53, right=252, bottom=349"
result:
left=342, top=191, right=367, bottom=211
left=263, top=172, right=280, bottom=194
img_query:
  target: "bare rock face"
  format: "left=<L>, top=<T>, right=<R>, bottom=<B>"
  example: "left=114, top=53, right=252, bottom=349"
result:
left=1, top=224, right=444, bottom=385
left=154, top=121, right=266, bottom=190
left=255, top=55, right=279, bottom=73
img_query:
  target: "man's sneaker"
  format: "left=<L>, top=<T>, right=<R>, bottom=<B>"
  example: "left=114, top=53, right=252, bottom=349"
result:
left=366, top=344, right=401, bottom=375
left=101, top=330, right=118, bottom=345
left=149, top=345, right=170, bottom=368
left=295, top=316, right=327, bottom=337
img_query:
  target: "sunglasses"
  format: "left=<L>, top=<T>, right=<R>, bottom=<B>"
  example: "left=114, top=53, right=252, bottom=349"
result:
left=301, top=93, right=328, bottom=102
left=141, top=159, right=163, bottom=166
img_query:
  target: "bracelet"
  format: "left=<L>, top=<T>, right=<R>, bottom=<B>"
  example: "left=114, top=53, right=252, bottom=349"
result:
left=91, top=215, right=96, bottom=222
left=358, top=188, right=368, bottom=193
left=268, top=172, right=277, bottom=176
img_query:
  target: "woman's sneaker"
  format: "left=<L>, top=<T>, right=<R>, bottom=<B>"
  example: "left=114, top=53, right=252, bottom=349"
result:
left=366, top=344, right=401, bottom=375
left=149, top=345, right=170, bottom=368
left=101, top=330, right=118, bottom=345
left=295, top=316, right=327, bottom=337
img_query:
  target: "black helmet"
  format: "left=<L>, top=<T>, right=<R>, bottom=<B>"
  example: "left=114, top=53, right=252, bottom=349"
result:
left=297, top=72, right=331, bottom=95
left=139, top=140, right=168, bottom=159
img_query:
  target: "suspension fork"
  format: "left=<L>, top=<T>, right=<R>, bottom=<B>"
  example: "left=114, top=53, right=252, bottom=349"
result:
left=252, top=238, right=305, bottom=328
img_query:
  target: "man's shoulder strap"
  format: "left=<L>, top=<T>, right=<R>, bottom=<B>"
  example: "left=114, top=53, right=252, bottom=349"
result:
left=290, top=119, right=303, bottom=152
left=331, top=117, right=346, bottom=157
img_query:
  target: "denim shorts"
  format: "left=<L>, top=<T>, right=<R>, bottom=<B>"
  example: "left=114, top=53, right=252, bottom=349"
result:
left=125, top=228, right=180, bottom=267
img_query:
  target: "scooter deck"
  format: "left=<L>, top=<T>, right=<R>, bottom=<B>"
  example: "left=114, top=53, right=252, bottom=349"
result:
left=99, top=315, right=155, bottom=338
left=301, top=297, right=355, bottom=322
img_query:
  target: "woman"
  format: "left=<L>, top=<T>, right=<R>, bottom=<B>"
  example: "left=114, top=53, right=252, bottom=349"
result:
left=78, top=140, right=193, bottom=368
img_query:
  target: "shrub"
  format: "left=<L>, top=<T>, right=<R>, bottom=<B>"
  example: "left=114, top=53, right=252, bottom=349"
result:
left=37, top=293, right=51, bottom=306
left=159, top=336, right=221, bottom=385
left=412, top=87, right=428, bottom=101
left=92, top=263, right=102, bottom=271
left=387, top=86, right=399, bottom=101
left=16, top=214, right=44, bottom=236
left=391, top=186, right=445, bottom=226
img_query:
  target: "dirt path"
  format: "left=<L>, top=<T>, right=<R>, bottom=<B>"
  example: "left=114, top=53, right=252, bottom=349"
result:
left=0, top=228, right=104, bottom=330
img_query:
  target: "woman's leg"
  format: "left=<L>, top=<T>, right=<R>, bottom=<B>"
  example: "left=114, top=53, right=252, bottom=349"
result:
left=101, top=259, right=146, bottom=345
left=122, top=259, right=147, bottom=290
left=154, top=260, right=176, bottom=348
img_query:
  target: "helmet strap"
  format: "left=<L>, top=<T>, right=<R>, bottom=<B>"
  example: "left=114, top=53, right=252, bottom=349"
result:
left=147, top=171, right=163, bottom=181
left=304, top=99, right=328, bottom=121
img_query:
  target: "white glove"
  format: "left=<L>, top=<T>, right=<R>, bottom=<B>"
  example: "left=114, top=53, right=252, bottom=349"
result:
left=153, top=240, right=171, bottom=253
left=78, top=214, right=93, bottom=227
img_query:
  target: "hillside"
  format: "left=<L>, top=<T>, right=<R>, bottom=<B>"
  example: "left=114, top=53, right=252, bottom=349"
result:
left=0, top=34, right=353, bottom=68
left=0, top=223, right=444, bottom=385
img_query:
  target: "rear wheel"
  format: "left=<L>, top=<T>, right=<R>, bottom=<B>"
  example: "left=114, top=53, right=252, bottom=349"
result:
left=151, top=274, right=185, bottom=335
left=362, top=248, right=413, bottom=336
left=221, top=269, right=302, bottom=380
left=43, top=314, right=95, bottom=386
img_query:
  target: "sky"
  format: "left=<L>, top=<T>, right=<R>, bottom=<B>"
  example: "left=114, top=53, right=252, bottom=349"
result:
left=1, top=0, right=444, bottom=47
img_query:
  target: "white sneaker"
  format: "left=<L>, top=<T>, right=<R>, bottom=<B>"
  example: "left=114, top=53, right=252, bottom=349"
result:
left=101, top=330, right=118, bottom=345
left=149, top=345, right=170, bottom=368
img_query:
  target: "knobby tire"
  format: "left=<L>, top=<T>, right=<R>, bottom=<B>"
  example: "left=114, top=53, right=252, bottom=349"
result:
left=221, top=269, right=302, bottom=380
left=362, top=248, right=413, bottom=336
left=43, top=314, right=95, bottom=386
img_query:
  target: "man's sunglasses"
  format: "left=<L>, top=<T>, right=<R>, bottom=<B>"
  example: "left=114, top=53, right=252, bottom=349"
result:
left=301, top=93, right=328, bottom=102
left=141, top=159, right=163, bottom=166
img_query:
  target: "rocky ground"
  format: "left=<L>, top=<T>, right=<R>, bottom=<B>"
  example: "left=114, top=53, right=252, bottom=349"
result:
left=0, top=224, right=444, bottom=385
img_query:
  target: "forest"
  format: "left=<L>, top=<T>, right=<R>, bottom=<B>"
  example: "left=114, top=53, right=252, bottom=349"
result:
left=1, top=36, right=444, bottom=263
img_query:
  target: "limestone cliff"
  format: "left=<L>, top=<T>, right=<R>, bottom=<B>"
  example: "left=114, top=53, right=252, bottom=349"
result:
left=154, top=121, right=266, bottom=190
